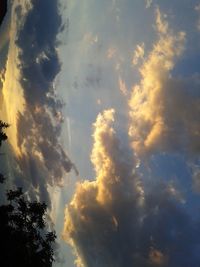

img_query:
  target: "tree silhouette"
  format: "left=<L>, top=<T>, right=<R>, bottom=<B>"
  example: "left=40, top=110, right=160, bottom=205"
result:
left=0, top=120, right=9, bottom=146
left=0, top=122, right=57, bottom=267
left=0, top=0, right=7, bottom=27
left=0, top=188, right=57, bottom=267
left=0, top=173, right=6, bottom=184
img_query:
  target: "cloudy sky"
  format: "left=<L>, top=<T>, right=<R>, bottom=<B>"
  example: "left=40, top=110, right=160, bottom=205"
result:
left=1, top=0, right=200, bottom=266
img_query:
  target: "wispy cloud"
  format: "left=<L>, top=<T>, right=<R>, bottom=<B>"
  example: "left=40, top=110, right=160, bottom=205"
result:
left=145, top=0, right=153, bottom=9
left=132, top=43, right=145, bottom=66
left=195, top=4, right=200, bottom=31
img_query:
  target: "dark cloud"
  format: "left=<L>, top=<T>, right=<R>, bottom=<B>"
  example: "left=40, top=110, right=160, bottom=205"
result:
left=5, top=0, right=77, bottom=206
left=84, top=65, right=102, bottom=88
left=15, top=0, right=62, bottom=107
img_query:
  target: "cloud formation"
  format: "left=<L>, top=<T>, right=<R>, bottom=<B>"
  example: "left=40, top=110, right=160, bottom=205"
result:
left=63, top=109, right=200, bottom=267
left=62, top=7, right=200, bottom=266
left=2, top=0, right=76, bottom=206
left=129, top=8, right=200, bottom=157
left=63, top=109, right=143, bottom=266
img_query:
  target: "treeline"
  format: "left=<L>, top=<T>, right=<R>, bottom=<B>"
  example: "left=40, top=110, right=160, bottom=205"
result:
left=0, top=121, right=57, bottom=267
left=0, top=0, right=7, bottom=27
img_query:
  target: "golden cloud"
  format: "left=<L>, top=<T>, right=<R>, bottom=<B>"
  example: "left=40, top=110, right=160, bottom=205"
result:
left=129, top=8, right=189, bottom=156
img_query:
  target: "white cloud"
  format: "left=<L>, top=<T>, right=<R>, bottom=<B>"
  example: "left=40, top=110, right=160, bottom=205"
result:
left=132, top=43, right=145, bottom=65
left=145, top=0, right=153, bottom=9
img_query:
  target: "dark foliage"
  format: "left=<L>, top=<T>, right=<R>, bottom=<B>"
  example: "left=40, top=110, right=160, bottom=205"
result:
left=0, top=120, right=9, bottom=146
left=0, top=0, right=7, bottom=27
left=0, top=173, right=6, bottom=184
left=0, top=188, right=56, bottom=267
left=0, top=121, right=57, bottom=267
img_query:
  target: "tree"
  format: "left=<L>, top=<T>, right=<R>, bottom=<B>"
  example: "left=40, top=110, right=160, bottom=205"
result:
left=0, top=0, right=7, bottom=27
left=0, top=188, right=57, bottom=267
left=0, top=120, right=8, bottom=184
left=0, top=122, right=57, bottom=267
left=0, top=120, right=9, bottom=146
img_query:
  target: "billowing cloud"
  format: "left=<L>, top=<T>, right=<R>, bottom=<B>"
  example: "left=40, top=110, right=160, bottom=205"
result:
left=15, top=0, right=77, bottom=202
left=63, top=109, right=200, bottom=267
left=129, top=8, right=200, bottom=196
left=129, top=8, right=200, bottom=157
left=63, top=109, right=143, bottom=266
left=1, top=0, right=76, bottom=206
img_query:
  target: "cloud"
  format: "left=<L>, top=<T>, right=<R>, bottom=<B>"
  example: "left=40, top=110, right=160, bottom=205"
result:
left=145, top=0, right=153, bottom=9
left=63, top=109, right=143, bottom=266
left=15, top=0, right=63, bottom=107
left=128, top=8, right=200, bottom=157
left=107, top=47, right=117, bottom=59
left=63, top=109, right=200, bottom=267
left=190, top=163, right=200, bottom=193
left=129, top=8, right=200, bottom=195
left=195, top=4, right=200, bottom=31
left=84, top=65, right=102, bottom=88
left=62, top=7, right=200, bottom=266
left=1, top=0, right=76, bottom=206
left=118, top=76, right=128, bottom=96
left=83, top=33, right=98, bottom=46
left=132, top=43, right=145, bottom=66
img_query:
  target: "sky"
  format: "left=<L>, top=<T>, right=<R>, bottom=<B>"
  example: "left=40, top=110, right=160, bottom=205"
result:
left=1, top=0, right=200, bottom=266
